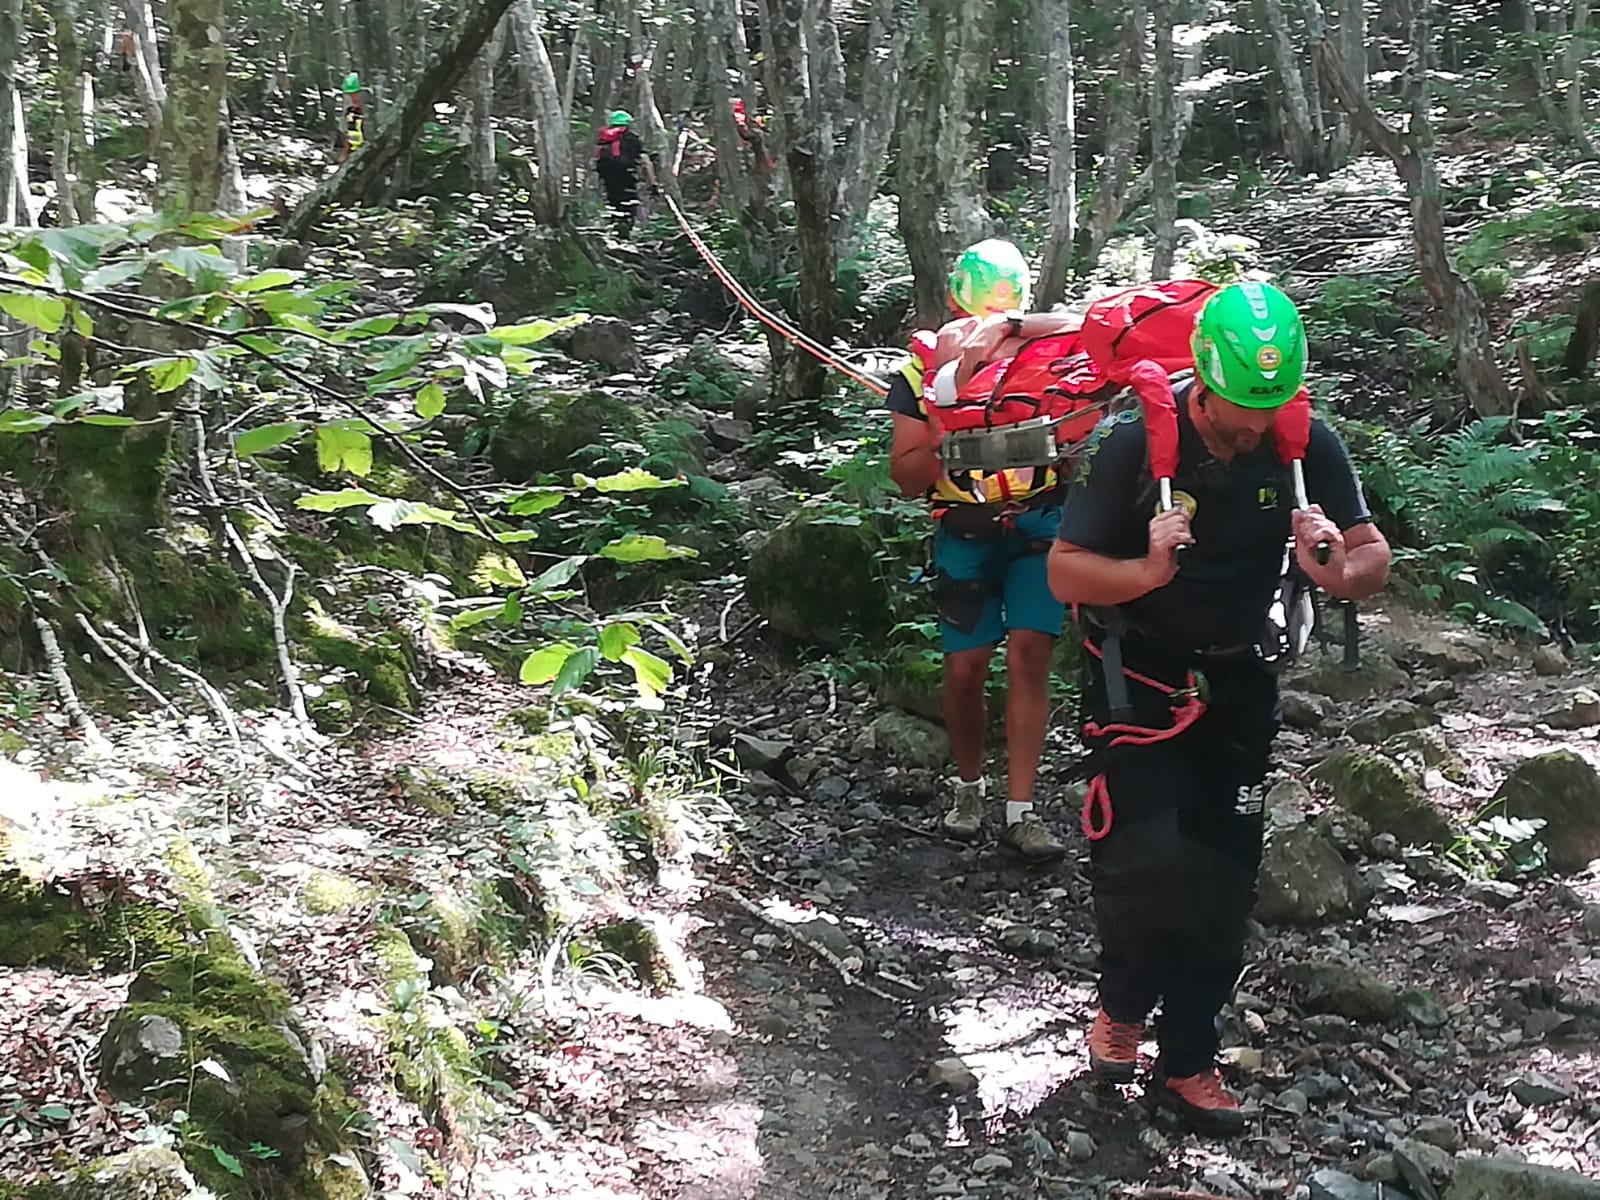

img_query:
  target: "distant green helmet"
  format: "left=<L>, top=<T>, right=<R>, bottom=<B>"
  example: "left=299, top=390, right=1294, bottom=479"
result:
left=948, top=239, right=1032, bottom=317
left=609, top=110, right=634, bottom=127
left=341, top=72, right=362, bottom=95
left=1191, top=280, right=1307, bottom=408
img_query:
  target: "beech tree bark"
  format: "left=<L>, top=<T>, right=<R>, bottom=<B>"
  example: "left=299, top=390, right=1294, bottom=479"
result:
left=0, top=0, right=26, bottom=225
left=696, top=0, right=751, bottom=212
left=1311, top=0, right=1512, bottom=418
left=465, top=24, right=502, bottom=194
left=1150, top=0, right=1181, bottom=278
left=769, top=0, right=838, bottom=396
left=509, top=0, right=571, bottom=224
left=124, top=0, right=166, bottom=153
left=1035, top=0, right=1077, bottom=306
left=1258, top=0, right=1326, bottom=174
left=1078, top=0, right=1145, bottom=276
left=52, top=0, right=96, bottom=225
left=157, top=0, right=228, bottom=213
left=282, top=0, right=519, bottom=243
left=838, top=0, right=910, bottom=227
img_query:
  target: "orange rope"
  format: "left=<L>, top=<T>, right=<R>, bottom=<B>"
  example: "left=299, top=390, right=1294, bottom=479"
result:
left=664, top=129, right=891, bottom=398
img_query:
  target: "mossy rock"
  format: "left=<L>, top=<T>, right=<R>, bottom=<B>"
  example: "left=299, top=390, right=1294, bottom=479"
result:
left=298, top=603, right=419, bottom=714
left=299, top=870, right=376, bottom=917
left=99, top=934, right=367, bottom=1198
left=487, top=391, right=643, bottom=482
left=746, top=511, right=891, bottom=649
left=1493, top=750, right=1600, bottom=873
left=1385, top=726, right=1469, bottom=784
left=1311, top=750, right=1453, bottom=847
left=1290, top=649, right=1411, bottom=701
left=43, top=1146, right=200, bottom=1200
left=0, top=847, right=184, bottom=970
left=391, top=763, right=465, bottom=816
left=879, top=652, right=943, bottom=722
left=398, top=875, right=529, bottom=985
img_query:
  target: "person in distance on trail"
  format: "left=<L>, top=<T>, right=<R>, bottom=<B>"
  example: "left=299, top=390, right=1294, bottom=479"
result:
left=594, top=110, right=659, bottom=234
left=1049, top=282, right=1391, bottom=1134
left=886, top=240, right=1083, bottom=863
left=337, top=73, right=365, bottom=164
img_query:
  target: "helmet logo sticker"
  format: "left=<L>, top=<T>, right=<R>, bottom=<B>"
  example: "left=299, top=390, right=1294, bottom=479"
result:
left=1257, top=345, right=1283, bottom=370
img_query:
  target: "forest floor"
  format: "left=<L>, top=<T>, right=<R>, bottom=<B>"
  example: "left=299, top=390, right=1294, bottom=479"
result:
left=7, top=136, right=1600, bottom=1199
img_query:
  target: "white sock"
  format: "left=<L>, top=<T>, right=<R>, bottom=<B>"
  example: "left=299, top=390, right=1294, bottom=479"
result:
left=1006, top=800, right=1033, bottom=825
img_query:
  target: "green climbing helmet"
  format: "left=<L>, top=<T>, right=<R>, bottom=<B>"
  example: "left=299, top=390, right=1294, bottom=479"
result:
left=341, top=72, right=362, bottom=95
left=1191, top=280, right=1307, bottom=408
left=609, top=110, right=634, bottom=127
left=948, top=238, right=1032, bottom=317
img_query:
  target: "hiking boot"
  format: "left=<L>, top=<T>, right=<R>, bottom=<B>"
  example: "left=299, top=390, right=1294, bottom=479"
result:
left=1148, top=1068, right=1247, bottom=1137
left=999, top=813, right=1066, bottom=863
left=1086, top=1010, right=1143, bottom=1083
left=941, top=778, right=987, bottom=839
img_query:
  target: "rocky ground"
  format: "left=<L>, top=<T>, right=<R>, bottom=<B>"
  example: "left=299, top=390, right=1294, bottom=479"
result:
left=7, top=571, right=1600, bottom=1200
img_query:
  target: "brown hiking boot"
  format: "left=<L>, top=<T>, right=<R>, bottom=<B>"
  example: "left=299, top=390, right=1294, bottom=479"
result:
left=998, top=812, right=1066, bottom=863
left=1087, top=1009, right=1142, bottom=1083
left=1149, top=1068, right=1247, bottom=1136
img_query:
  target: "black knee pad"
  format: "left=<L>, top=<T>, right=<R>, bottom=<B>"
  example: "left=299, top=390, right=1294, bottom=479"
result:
left=934, top=570, right=994, bottom=635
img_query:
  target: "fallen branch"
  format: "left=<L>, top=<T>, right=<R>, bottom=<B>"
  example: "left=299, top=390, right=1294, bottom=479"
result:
left=186, top=407, right=315, bottom=735
left=72, top=613, right=179, bottom=717
left=103, top=621, right=245, bottom=771
left=1355, top=1048, right=1412, bottom=1096
left=33, top=613, right=108, bottom=750
left=708, top=881, right=906, bottom=1004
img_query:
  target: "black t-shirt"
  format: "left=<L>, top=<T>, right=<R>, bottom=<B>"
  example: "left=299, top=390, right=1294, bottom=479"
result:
left=597, top=129, right=646, bottom=172
left=1056, top=387, right=1372, bottom=651
left=885, top=372, right=923, bottom=420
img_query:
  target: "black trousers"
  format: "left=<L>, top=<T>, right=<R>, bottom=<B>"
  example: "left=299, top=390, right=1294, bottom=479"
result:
left=1080, top=638, right=1277, bottom=1077
left=598, top=164, right=639, bottom=213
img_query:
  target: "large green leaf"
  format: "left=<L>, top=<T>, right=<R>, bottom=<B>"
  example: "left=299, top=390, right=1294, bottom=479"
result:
left=316, top=422, right=374, bottom=477
left=147, top=358, right=196, bottom=393
left=0, top=293, right=66, bottom=334
left=156, top=245, right=239, bottom=291
left=0, top=410, right=58, bottom=434
left=487, top=313, right=589, bottom=346
left=552, top=646, right=601, bottom=695
left=415, top=382, right=446, bottom=420
left=471, top=553, right=527, bottom=590
left=587, top=468, right=683, bottom=494
left=233, top=268, right=304, bottom=294
left=527, top=555, right=586, bottom=595
left=599, top=534, right=697, bottom=563
left=83, top=261, right=147, bottom=290
left=235, top=422, right=308, bottom=457
left=450, top=600, right=514, bottom=631
left=295, top=488, right=387, bottom=512
left=621, top=646, right=673, bottom=699
left=598, top=621, right=641, bottom=662
left=365, top=498, right=477, bottom=534
left=520, top=642, right=577, bottom=685
left=507, top=488, right=567, bottom=516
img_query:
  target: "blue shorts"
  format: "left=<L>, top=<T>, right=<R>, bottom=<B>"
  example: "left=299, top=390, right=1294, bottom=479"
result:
left=931, top=505, right=1066, bottom=654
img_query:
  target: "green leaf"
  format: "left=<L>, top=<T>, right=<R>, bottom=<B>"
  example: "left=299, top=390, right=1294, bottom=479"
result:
left=235, top=421, right=308, bottom=457
left=82, top=260, right=147, bottom=290
left=234, top=268, right=304, bottom=294
left=471, top=553, right=527, bottom=590
left=508, top=488, right=567, bottom=516
left=295, top=488, right=387, bottom=512
left=621, top=646, right=673, bottom=699
left=642, top=618, right=694, bottom=666
left=590, top=468, right=682, bottom=494
left=415, top=382, right=446, bottom=420
left=494, top=529, right=541, bottom=544
left=552, top=646, right=601, bottom=695
left=451, top=601, right=513, bottom=631
left=211, top=1146, right=245, bottom=1177
left=599, top=534, right=698, bottom=563
left=0, top=292, right=66, bottom=333
left=72, top=306, right=93, bottom=338
left=520, top=642, right=578, bottom=685
left=36, top=1104, right=71, bottom=1122
left=77, top=414, right=138, bottom=427
left=598, top=622, right=641, bottom=662
left=366, top=499, right=477, bottom=534
left=316, top=423, right=373, bottom=477
left=487, top=313, right=588, bottom=346
left=0, top=410, right=57, bottom=434
left=528, top=555, right=586, bottom=594
left=147, top=358, right=196, bottom=393
left=157, top=245, right=239, bottom=290
left=335, top=314, right=400, bottom=341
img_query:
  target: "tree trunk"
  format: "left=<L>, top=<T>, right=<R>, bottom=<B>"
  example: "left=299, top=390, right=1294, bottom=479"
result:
left=282, top=0, right=520, bottom=244
left=157, top=0, right=228, bottom=213
left=696, top=0, right=751, bottom=212
left=1036, top=0, right=1077, bottom=306
left=1150, top=0, right=1181, bottom=278
left=1258, top=0, right=1325, bottom=174
left=0, top=0, right=24, bottom=225
left=1562, top=279, right=1600, bottom=379
left=52, top=0, right=97, bottom=226
left=351, top=0, right=396, bottom=123
left=1563, top=0, right=1599, bottom=155
left=510, top=0, right=570, bottom=224
left=465, top=22, right=501, bottom=194
left=769, top=0, right=837, bottom=397
left=838, top=0, right=910, bottom=227
left=1312, top=0, right=1512, bottom=418
left=805, top=0, right=847, bottom=173
left=627, top=0, right=678, bottom=203
left=218, top=100, right=247, bottom=214
left=1079, top=0, right=1145, bottom=275
left=124, top=0, right=166, bottom=153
